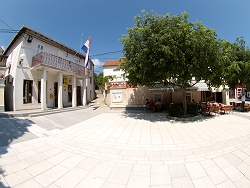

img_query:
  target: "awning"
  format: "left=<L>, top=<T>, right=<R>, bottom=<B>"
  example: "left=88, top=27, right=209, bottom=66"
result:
left=149, top=81, right=228, bottom=92
left=149, top=81, right=209, bottom=92
left=187, top=82, right=209, bottom=91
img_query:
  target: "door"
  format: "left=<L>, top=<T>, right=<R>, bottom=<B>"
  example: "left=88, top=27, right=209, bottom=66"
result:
left=216, top=92, right=222, bottom=103
left=77, top=86, right=81, bottom=105
left=54, top=82, right=58, bottom=107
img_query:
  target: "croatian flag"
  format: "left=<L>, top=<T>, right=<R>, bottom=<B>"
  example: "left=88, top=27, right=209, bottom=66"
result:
left=81, top=37, right=91, bottom=68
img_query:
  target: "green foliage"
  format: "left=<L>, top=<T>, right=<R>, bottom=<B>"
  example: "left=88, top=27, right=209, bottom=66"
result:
left=187, top=104, right=198, bottom=116
left=168, top=105, right=184, bottom=117
left=225, top=37, right=250, bottom=90
left=120, top=10, right=231, bottom=89
left=95, top=72, right=114, bottom=90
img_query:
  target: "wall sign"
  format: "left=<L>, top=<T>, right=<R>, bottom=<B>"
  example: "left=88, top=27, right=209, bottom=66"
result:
left=63, top=78, right=68, bottom=84
left=112, top=92, right=123, bottom=103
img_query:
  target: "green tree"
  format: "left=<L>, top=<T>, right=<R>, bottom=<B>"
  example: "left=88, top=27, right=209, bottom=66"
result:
left=95, top=72, right=113, bottom=90
left=226, top=37, right=250, bottom=91
left=120, top=10, right=232, bottom=115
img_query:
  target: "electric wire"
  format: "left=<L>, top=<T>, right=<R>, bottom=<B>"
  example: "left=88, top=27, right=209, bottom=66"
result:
left=0, top=29, right=18, bottom=33
left=0, top=19, right=14, bottom=30
left=90, top=50, right=122, bottom=57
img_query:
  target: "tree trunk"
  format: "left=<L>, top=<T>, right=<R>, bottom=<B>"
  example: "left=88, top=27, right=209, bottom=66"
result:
left=182, top=89, right=187, bottom=116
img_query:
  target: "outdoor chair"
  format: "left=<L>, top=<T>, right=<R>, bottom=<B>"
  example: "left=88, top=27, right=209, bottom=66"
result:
left=244, top=104, right=250, bottom=112
left=213, top=106, right=220, bottom=114
left=205, top=106, right=214, bottom=116
left=155, top=104, right=162, bottom=112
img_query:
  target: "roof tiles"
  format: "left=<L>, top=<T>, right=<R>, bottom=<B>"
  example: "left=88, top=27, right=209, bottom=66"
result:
left=103, top=60, right=120, bottom=67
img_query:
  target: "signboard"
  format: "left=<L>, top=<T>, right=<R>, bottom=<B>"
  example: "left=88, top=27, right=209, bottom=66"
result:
left=112, top=92, right=123, bottom=103
left=63, top=78, right=68, bottom=84
left=63, top=85, right=67, bottom=91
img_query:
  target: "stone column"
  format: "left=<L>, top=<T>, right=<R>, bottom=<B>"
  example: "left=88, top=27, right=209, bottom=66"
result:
left=58, top=72, right=63, bottom=109
left=41, top=68, right=47, bottom=111
left=72, top=75, right=77, bottom=107
left=83, top=78, right=87, bottom=106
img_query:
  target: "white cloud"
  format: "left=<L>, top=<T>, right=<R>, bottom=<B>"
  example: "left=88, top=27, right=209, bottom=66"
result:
left=92, top=58, right=104, bottom=67
left=92, top=58, right=104, bottom=74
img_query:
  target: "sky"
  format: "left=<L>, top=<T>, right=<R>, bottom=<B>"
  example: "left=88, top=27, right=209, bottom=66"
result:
left=1, top=0, right=250, bottom=74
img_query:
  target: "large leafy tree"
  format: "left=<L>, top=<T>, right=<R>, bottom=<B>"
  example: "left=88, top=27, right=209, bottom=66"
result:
left=120, top=10, right=232, bottom=115
left=226, top=37, right=250, bottom=90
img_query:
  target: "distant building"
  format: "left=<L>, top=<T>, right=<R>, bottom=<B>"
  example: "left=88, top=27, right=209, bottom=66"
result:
left=0, top=47, right=4, bottom=55
left=103, top=60, right=127, bottom=82
left=3, top=26, right=94, bottom=111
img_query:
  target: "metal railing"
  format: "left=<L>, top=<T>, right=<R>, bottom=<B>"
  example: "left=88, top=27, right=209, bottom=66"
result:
left=32, top=52, right=90, bottom=77
left=105, top=81, right=137, bottom=89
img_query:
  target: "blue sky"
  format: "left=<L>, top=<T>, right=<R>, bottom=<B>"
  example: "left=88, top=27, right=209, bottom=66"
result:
left=1, top=0, right=250, bottom=74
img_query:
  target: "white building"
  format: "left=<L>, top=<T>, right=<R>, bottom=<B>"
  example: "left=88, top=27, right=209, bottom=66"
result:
left=103, top=60, right=127, bottom=82
left=3, top=26, right=95, bottom=111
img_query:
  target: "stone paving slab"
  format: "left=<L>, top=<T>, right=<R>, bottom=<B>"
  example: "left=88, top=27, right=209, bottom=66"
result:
left=0, top=111, right=250, bottom=187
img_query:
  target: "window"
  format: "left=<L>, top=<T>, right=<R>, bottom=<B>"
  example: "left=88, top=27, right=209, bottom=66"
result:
left=68, top=85, right=72, bottom=102
left=73, top=58, right=79, bottom=64
left=36, top=44, right=44, bottom=55
left=237, top=88, right=242, bottom=99
left=38, top=81, right=41, bottom=103
left=58, top=51, right=64, bottom=58
left=23, top=80, right=33, bottom=103
left=154, top=93, right=162, bottom=103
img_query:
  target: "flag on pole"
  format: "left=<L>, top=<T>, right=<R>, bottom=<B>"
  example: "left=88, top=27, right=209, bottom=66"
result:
left=81, top=37, right=91, bottom=68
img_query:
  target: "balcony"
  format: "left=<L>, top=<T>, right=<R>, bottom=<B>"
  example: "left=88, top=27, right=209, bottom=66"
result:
left=105, top=81, right=137, bottom=90
left=32, top=52, right=90, bottom=77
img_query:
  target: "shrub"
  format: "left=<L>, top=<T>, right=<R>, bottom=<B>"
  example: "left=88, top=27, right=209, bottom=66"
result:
left=187, top=104, right=199, bottom=116
left=168, top=105, right=184, bottom=117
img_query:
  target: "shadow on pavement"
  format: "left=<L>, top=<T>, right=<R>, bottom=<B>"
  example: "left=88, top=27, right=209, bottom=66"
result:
left=121, top=109, right=217, bottom=123
left=0, top=117, right=37, bottom=187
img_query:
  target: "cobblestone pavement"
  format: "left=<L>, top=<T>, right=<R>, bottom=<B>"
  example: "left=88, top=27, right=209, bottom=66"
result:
left=1, top=99, right=250, bottom=187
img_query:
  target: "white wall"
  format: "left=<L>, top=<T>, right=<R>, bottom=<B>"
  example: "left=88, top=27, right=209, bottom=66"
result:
left=103, top=66, right=127, bottom=82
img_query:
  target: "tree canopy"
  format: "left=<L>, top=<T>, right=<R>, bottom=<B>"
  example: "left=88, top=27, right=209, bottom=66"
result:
left=225, top=37, right=250, bottom=90
left=120, top=10, right=233, bottom=89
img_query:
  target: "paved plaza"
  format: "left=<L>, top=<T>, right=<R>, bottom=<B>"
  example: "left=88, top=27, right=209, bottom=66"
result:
left=1, top=101, right=250, bottom=187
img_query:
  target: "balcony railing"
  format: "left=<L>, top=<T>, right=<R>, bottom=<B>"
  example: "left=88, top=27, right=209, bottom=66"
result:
left=105, top=81, right=137, bottom=89
left=32, top=52, right=90, bottom=77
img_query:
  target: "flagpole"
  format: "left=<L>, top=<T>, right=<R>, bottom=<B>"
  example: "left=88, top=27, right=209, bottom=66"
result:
left=80, top=33, right=83, bottom=52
